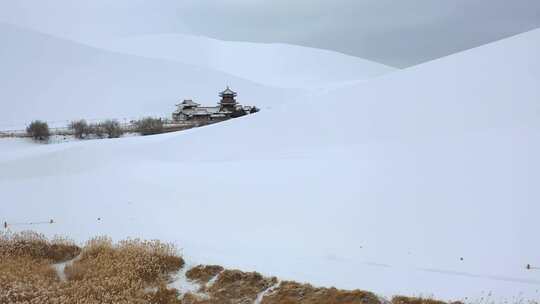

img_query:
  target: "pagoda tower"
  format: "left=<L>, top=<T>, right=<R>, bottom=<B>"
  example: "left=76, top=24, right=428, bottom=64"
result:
left=219, top=86, right=238, bottom=111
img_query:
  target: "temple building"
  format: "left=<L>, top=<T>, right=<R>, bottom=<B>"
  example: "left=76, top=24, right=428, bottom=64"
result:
left=172, top=87, right=258, bottom=123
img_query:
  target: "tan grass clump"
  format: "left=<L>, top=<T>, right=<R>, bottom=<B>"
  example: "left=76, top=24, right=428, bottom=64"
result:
left=261, top=281, right=382, bottom=304
left=391, top=296, right=449, bottom=304
left=67, top=236, right=184, bottom=283
left=147, top=283, right=184, bottom=304
left=186, top=265, right=224, bottom=284
left=0, top=230, right=80, bottom=262
left=0, top=231, right=76, bottom=303
left=184, top=269, right=277, bottom=304
left=62, top=236, right=185, bottom=302
left=0, top=256, right=61, bottom=303
left=0, top=232, right=184, bottom=304
left=206, top=269, right=277, bottom=303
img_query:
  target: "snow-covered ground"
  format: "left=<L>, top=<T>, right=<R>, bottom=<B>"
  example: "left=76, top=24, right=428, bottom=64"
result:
left=1, top=19, right=539, bottom=303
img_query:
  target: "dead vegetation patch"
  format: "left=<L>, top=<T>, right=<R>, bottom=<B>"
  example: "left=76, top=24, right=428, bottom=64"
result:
left=206, top=269, right=278, bottom=302
left=261, top=280, right=382, bottom=304
left=0, top=230, right=80, bottom=262
left=391, top=296, right=454, bottom=304
left=183, top=269, right=277, bottom=304
left=0, top=256, right=61, bottom=303
left=186, top=265, right=224, bottom=284
left=66, top=236, right=184, bottom=284
left=0, top=232, right=184, bottom=304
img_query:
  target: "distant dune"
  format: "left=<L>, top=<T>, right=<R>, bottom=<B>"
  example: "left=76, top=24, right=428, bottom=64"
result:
left=88, top=33, right=395, bottom=89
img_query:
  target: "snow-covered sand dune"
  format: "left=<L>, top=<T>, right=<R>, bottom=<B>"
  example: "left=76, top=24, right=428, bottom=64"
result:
left=1, top=24, right=540, bottom=302
left=0, top=22, right=300, bottom=129
left=0, top=21, right=394, bottom=130
left=85, top=33, right=395, bottom=89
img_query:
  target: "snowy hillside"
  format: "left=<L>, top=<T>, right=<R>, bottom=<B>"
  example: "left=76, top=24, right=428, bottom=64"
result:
left=86, top=34, right=395, bottom=89
left=0, top=23, right=300, bottom=129
left=1, top=23, right=540, bottom=303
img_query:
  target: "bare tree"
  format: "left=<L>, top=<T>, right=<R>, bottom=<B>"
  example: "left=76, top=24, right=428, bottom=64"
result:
left=26, top=120, right=50, bottom=141
left=134, top=117, right=164, bottom=136
left=69, top=120, right=90, bottom=139
left=101, top=120, right=124, bottom=138
left=88, top=123, right=105, bottom=138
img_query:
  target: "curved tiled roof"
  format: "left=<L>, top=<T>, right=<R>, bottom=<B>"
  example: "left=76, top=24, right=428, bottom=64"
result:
left=179, top=99, right=200, bottom=106
left=219, top=86, right=237, bottom=97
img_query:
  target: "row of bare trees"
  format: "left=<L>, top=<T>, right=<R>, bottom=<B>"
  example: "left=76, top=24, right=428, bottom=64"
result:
left=68, top=120, right=124, bottom=139
left=26, top=117, right=164, bottom=142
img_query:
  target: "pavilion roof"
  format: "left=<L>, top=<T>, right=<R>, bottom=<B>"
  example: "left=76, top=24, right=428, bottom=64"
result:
left=219, top=86, right=237, bottom=97
left=177, top=99, right=200, bottom=107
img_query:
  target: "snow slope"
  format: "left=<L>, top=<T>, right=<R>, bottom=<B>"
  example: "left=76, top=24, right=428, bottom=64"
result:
left=1, top=25, right=540, bottom=303
left=86, top=34, right=395, bottom=89
left=0, top=23, right=300, bottom=129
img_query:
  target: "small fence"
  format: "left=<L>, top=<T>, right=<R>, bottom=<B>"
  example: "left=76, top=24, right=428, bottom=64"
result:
left=3, top=220, right=55, bottom=229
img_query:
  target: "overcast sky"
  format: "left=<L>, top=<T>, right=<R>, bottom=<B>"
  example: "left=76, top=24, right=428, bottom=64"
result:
left=1, top=0, right=539, bottom=67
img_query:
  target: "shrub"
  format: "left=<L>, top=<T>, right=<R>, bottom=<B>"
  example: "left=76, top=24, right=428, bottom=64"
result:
left=135, top=117, right=164, bottom=135
left=26, top=120, right=50, bottom=141
left=101, top=120, right=124, bottom=138
left=88, top=123, right=106, bottom=138
left=69, top=120, right=90, bottom=139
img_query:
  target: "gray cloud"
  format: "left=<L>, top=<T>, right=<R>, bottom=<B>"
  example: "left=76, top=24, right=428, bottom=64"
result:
left=1, top=0, right=539, bottom=67
left=175, top=0, right=540, bottom=67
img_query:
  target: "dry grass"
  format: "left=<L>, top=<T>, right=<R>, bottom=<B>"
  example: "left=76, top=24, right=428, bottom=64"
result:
left=205, top=269, right=277, bottom=302
left=261, top=281, right=382, bottom=304
left=184, top=269, right=277, bottom=304
left=66, top=236, right=184, bottom=283
left=182, top=269, right=385, bottom=304
left=0, top=231, right=76, bottom=303
left=0, top=256, right=61, bottom=302
left=186, top=265, right=224, bottom=284
left=147, top=284, right=184, bottom=304
left=0, top=231, right=184, bottom=304
left=0, top=230, right=80, bottom=262
left=391, top=296, right=453, bottom=304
